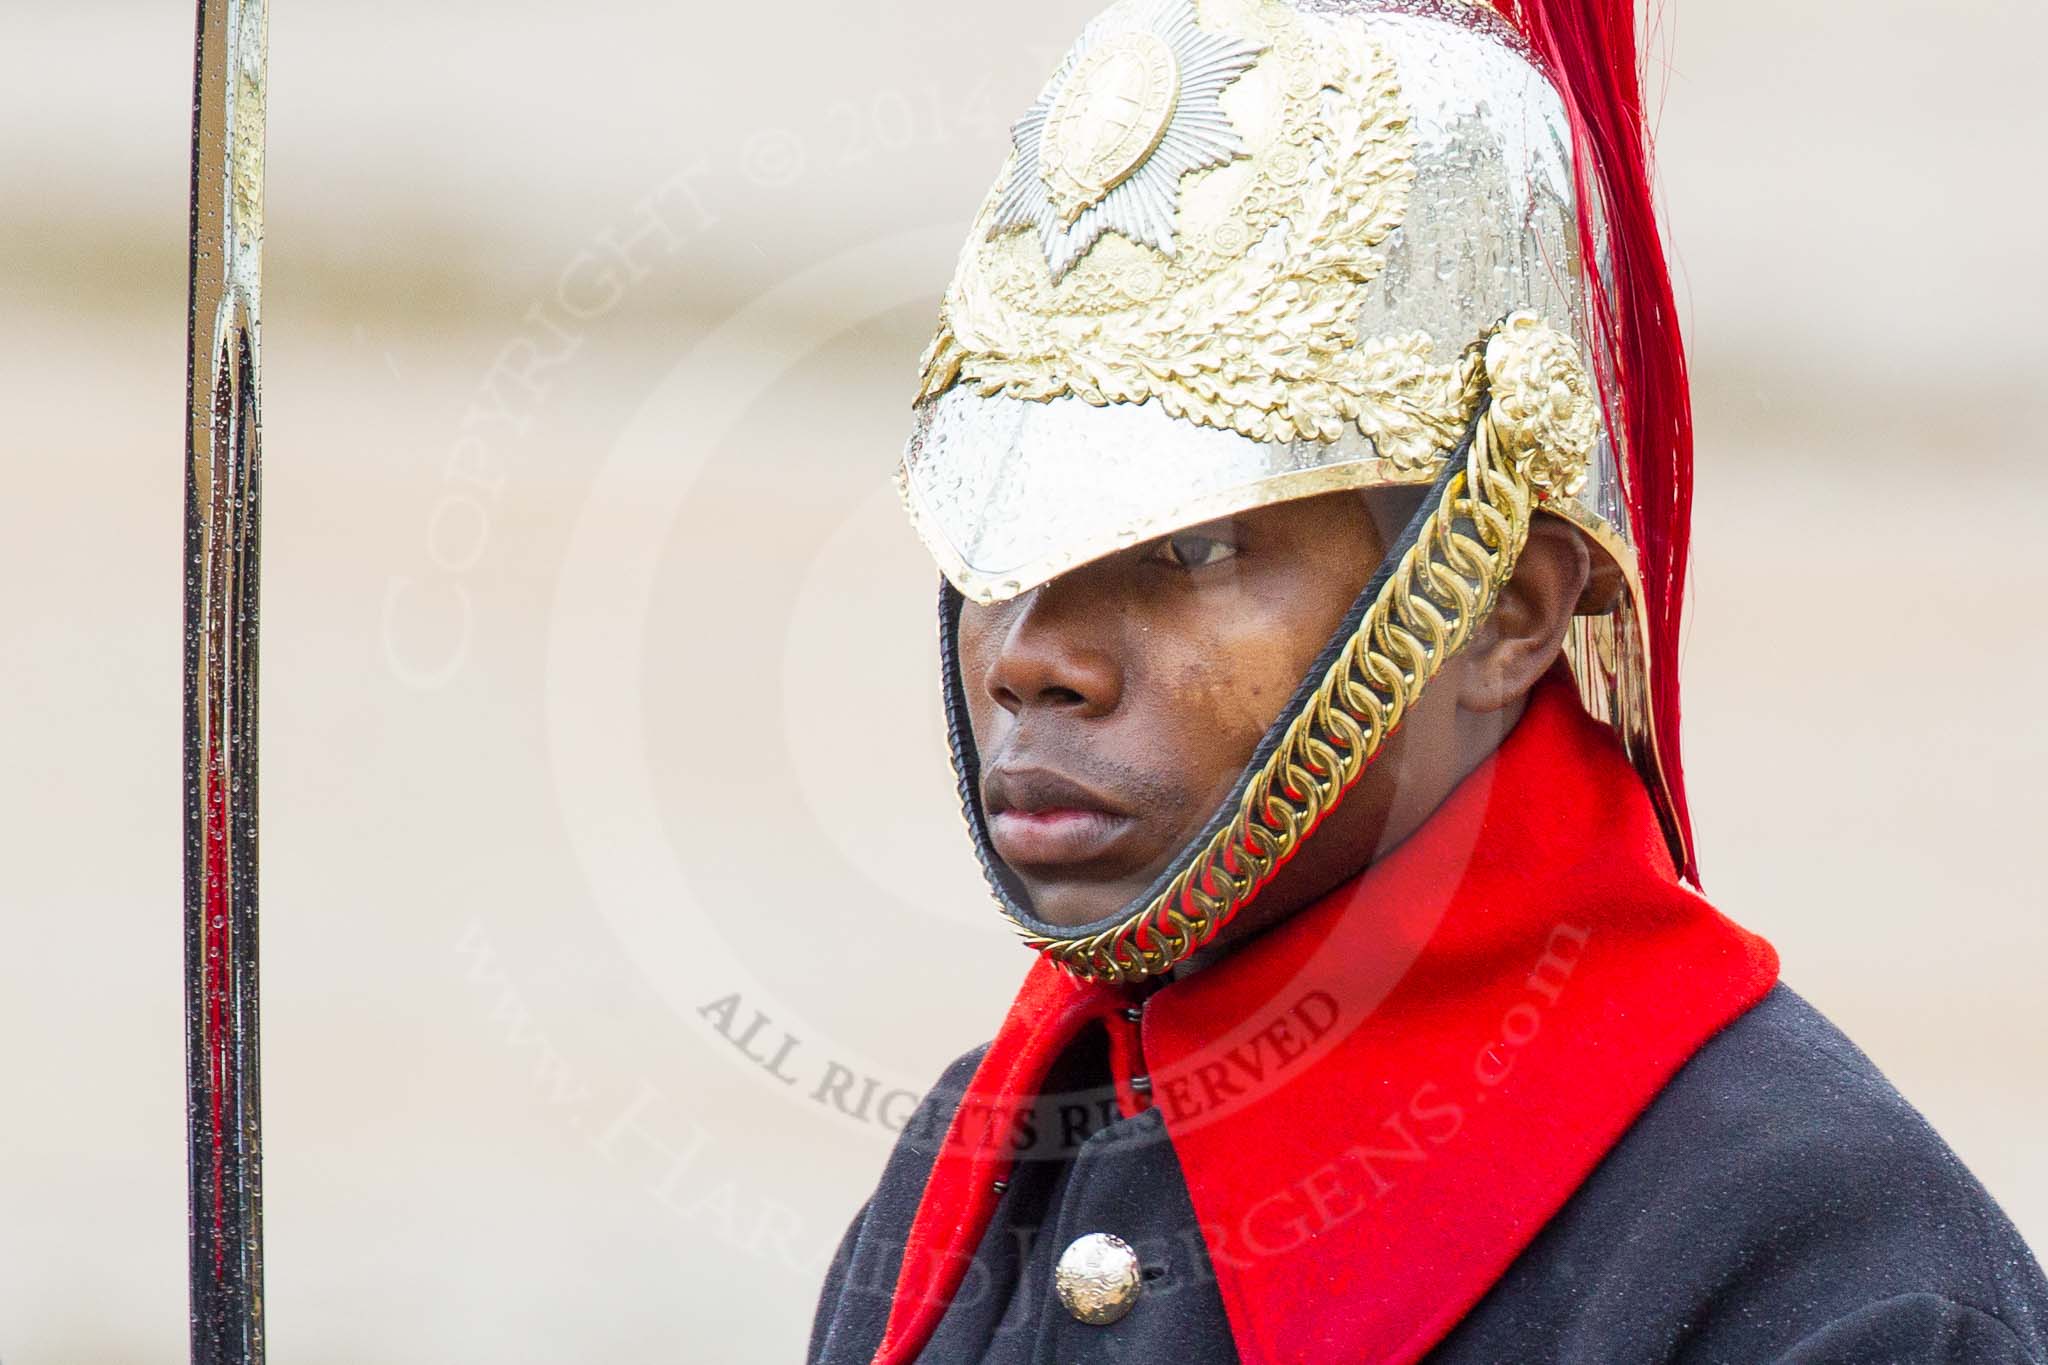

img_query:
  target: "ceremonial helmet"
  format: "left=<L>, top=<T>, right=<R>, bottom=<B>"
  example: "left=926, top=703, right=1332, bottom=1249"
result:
left=901, top=0, right=1695, bottom=982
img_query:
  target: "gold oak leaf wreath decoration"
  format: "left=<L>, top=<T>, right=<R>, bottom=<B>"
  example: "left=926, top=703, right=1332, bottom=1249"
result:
left=918, top=24, right=1484, bottom=470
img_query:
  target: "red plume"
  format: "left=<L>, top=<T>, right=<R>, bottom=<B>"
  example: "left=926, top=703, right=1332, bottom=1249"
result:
left=1489, top=0, right=1699, bottom=882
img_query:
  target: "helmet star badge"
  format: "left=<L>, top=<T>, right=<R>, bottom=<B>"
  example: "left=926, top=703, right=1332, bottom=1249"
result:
left=992, top=0, right=1267, bottom=280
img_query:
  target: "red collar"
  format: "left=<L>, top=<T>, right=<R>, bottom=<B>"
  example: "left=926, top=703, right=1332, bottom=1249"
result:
left=874, top=679, right=1777, bottom=1363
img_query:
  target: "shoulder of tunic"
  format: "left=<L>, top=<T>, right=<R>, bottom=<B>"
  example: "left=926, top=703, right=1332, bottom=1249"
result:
left=808, top=1042, right=992, bottom=1364
left=1439, top=983, right=2048, bottom=1363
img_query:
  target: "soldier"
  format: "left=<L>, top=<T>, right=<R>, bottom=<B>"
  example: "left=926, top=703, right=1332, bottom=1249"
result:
left=810, top=0, right=2048, bottom=1360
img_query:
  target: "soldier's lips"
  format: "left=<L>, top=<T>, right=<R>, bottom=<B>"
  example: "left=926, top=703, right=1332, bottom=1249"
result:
left=987, top=807, right=1138, bottom=869
left=982, top=765, right=1140, bottom=871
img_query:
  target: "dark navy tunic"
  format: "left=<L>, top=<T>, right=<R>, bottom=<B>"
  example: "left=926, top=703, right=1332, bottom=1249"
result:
left=810, top=986, right=2048, bottom=1363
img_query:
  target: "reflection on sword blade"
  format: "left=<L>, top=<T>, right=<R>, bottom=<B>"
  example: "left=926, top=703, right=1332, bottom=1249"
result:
left=184, top=2, right=267, bottom=1361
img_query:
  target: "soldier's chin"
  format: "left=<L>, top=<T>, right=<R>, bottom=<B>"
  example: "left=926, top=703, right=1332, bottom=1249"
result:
left=1007, top=867, right=1152, bottom=932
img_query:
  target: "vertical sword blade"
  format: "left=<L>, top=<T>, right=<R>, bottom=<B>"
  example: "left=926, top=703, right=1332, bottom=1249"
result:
left=185, top=1, right=267, bottom=1361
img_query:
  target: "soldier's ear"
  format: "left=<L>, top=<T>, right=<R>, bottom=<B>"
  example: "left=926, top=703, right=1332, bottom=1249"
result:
left=1452, top=515, right=1590, bottom=716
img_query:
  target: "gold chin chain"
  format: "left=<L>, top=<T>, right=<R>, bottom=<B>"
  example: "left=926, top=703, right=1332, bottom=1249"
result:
left=1021, top=313, right=1596, bottom=983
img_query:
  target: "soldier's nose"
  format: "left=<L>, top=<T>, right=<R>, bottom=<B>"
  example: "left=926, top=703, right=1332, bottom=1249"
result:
left=983, top=582, right=1122, bottom=719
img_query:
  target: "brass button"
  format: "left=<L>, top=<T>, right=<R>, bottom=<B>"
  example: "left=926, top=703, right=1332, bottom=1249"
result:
left=1054, top=1232, right=1142, bottom=1325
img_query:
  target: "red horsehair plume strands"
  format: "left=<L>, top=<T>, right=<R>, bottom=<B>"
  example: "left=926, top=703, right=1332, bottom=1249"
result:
left=1486, top=0, right=1700, bottom=882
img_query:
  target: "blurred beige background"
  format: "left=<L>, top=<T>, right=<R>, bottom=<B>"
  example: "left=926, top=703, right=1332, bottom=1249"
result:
left=3, top=1, right=2045, bottom=1359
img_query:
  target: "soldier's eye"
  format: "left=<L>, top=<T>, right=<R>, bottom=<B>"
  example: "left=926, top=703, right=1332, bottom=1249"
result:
left=1150, top=530, right=1239, bottom=570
